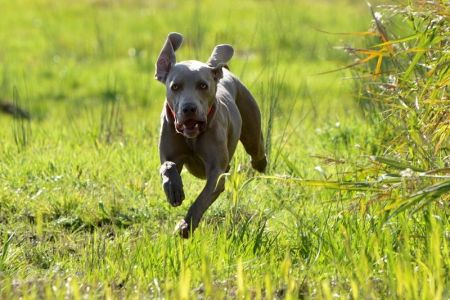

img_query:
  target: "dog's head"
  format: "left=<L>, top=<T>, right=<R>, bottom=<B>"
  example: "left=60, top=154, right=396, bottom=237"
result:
left=155, top=32, right=234, bottom=139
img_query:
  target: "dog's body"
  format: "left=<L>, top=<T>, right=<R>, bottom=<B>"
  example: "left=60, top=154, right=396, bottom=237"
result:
left=155, top=33, right=267, bottom=238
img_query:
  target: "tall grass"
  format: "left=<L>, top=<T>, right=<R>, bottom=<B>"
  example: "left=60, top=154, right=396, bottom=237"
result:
left=346, top=2, right=450, bottom=214
left=98, top=76, right=124, bottom=144
left=11, top=87, right=31, bottom=152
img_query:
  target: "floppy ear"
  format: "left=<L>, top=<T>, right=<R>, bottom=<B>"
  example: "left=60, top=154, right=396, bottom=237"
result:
left=207, top=44, right=234, bottom=82
left=155, top=32, right=184, bottom=83
left=207, top=44, right=234, bottom=68
left=210, top=66, right=224, bottom=82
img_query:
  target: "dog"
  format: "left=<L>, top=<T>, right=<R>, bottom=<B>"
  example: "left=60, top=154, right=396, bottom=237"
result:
left=155, top=32, right=267, bottom=238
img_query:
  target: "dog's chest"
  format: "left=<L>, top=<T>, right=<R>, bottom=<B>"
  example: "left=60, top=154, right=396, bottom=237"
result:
left=184, top=154, right=206, bottom=179
left=184, top=137, right=199, bottom=152
left=182, top=137, right=208, bottom=179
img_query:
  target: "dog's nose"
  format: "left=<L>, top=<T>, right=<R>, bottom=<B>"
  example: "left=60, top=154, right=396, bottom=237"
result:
left=181, top=103, right=197, bottom=114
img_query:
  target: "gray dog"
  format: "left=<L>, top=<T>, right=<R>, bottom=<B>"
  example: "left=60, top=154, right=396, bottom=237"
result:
left=155, top=32, right=267, bottom=238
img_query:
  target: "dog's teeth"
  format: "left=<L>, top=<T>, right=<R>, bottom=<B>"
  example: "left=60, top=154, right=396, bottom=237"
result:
left=195, top=123, right=199, bottom=128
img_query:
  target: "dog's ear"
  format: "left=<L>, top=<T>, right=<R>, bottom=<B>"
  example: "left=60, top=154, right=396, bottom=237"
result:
left=155, top=32, right=183, bottom=83
left=207, top=44, right=234, bottom=68
left=207, top=44, right=233, bottom=82
left=210, top=66, right=224, bottom=82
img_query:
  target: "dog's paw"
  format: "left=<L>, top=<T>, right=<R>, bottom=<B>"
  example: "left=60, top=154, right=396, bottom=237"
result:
left=174, top=219, right=191, bottom=239
left=162, top=179, right=185, bottom=207
left=251, top=156, right=267, bottom=173
left=161, top=162, right=185, bottom=207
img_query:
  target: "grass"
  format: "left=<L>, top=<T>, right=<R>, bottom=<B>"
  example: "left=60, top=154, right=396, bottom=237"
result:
left=0, top=0, right=448, bottom=298
left=346, top=1, right=449, bottom=224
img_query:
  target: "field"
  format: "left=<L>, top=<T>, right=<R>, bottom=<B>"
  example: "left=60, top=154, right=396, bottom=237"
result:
left=0, top=0, right=448, bottom=298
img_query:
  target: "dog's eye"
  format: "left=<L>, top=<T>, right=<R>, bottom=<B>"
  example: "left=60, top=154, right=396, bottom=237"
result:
left=198, top=82, right=208, bottom=90
left=171, top=83, right=180, bottom=91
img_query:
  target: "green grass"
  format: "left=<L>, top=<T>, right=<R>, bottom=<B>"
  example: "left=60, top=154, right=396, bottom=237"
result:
left=0, top=0, right=448, bottom=298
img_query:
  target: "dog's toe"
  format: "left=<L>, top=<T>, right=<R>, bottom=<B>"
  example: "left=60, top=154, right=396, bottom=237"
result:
left=163, top=181, right=185, bottom=207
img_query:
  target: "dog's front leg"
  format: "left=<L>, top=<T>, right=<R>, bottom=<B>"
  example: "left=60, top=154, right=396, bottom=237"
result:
left=160, top=161, right=185, bottom=207
left=176, top=166, right=226, bottom=238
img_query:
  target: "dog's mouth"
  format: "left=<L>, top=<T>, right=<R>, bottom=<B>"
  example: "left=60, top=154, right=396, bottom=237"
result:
left=175, top=119, right=206, bottom=138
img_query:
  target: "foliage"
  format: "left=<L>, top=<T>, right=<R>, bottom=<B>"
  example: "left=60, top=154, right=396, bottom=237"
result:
left=345, top=1, right=449, bottom=218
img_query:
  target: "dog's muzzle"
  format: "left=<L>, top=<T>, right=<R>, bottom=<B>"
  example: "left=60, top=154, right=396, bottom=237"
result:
left=166, top=102, right=216, bottom=138
left=175, top=119, right=207, bottom=138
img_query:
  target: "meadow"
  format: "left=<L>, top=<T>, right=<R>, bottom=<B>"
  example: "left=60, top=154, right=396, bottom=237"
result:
left=0, top=0, right=448, bottom=298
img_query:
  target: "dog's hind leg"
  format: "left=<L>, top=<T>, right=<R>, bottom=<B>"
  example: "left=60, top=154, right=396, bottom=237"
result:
left=234, top=79, right=267, bottom=172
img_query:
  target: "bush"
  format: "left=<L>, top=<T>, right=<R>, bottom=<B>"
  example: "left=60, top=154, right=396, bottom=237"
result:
left=348, top=2, right=449, bottom=214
